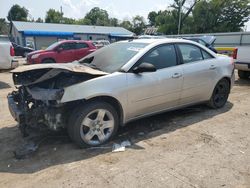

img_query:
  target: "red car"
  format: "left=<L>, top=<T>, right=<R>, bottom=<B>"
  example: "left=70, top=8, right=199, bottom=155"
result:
left=27, top=40, right=96, bottom=64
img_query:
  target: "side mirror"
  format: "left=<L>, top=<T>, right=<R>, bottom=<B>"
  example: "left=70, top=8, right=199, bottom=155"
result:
left=133, top=63, right=156, bottom=74
left=57, top=47, right=63, bottom=53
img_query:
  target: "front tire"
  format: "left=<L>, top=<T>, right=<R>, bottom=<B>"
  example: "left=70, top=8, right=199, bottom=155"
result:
left=238, top=70, right=249, bottom=79
left=42, top=59, right=55, bottom=64
left=208, top=79, right=230, bottom=109
left=68, top=101, right=119, bottom=148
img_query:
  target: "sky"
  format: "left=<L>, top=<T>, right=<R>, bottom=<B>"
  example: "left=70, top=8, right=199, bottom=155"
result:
left=0, top=0, right=249, bottom=31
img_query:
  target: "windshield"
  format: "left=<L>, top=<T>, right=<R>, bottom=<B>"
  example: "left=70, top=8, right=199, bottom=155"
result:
left=79, top=42, right=149, bottom=73
left=46, top=41, right=61, bottom=50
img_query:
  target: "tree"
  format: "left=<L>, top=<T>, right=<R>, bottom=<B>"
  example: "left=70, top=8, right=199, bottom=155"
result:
left=45, top=9, right=63, bottom=23
left=148, top=11, right=158, bottom=26
left=120, top=20, right=133, bottom=31
left=7, top=4, right=28, bottom=21
left=36, top=17, right=43, bottom=23
left=62, top=17, right=76, bottom=24
left=109, top=18, right=119, bottom=26
left=171, top=0, right=200, bottom=33
left=85, top=7, right=110, bottom=26
left=193, top=0, right=250, bottom=33
left=155, top=10, right=178, bottom=34
left=0, top=18, right=9, bottom=34
left=132, top=15, right=146, bottom=35
left=76, top=18, right=92, bottom=25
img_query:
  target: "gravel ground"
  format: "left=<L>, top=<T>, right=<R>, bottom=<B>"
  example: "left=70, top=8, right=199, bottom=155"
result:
left=0, top=61, right=249, bottom=188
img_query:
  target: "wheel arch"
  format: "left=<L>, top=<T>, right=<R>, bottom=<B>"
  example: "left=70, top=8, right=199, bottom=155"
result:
left=41, top=57, right=56, bottom=63
left=220, top=76, right=232, bottom=90
left=84, top=95, right=124, bottom=126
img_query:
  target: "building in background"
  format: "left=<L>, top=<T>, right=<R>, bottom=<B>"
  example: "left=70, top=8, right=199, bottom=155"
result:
left=10, top=21, right=134, bottom=49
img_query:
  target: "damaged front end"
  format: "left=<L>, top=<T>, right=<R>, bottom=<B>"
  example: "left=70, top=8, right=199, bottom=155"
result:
left=8, top=63, right=108, bottom=136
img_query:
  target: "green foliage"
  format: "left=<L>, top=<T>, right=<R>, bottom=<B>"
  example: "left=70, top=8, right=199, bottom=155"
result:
left=155, top=10, right=177, bottom=34
left=109, top=18, right=119, bottom=27
left=148, top=11, right=158, bottom=26
left=0, top=18, right=9, bottom=34
left=120, top=20, right=133, bottom=31
left=45, top=9, right=63, bottom=23
left=149, top=0, right=250, bottom=34
left=36, top=17, right=43, bottom=23
left=62, top=17, right=76, bottom=24
left=193, top=0, right=250, bottom=33
left=76, top=18, right=92, bottom=25
left=6, top=1, right=249, bottom=35
left=131, top=15, right=146, bottom=35
left=7, top=4, right=28, bottom=21
left=85, top=7, right=110, bottom=26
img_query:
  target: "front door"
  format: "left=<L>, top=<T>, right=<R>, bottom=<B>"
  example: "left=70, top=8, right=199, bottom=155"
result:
left=126, top=44, right=183, bottom=120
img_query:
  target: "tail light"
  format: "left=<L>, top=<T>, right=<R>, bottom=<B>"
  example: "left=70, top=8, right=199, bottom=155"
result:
left=232, top=48, right=238, bottom=59
left=10, top=46, right=15, bottom=56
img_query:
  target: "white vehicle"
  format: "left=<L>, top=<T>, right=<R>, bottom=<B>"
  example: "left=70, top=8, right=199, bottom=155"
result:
left=0, top=41, right=18, bottom=69
left=234, top=46, right=250, bottom=79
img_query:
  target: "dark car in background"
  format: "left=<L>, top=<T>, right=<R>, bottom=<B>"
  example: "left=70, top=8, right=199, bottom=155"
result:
left=184, top=36, right=217, bottom=53
left=27, top=40, right=96, bottom=64
left=12, top=42, right=34, bottom=57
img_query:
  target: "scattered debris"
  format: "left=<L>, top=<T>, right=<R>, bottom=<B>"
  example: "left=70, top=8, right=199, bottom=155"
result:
left=54, top=147, right=57, bottom=151
left=121, top=140, right=131, bottom=147
left=112, top=140, right=131, bottom=153
left=112, top=144, right=125, bottom=152
left=14, top=141, right=39, bottom=159
left=239, top=150, right=245, bottom=154
left=87, top=146, right=111, bottom=150
left=7, top=164, right=11, bottom=168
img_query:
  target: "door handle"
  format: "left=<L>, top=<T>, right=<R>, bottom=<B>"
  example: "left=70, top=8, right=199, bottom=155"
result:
left=209, top=65, right=216, bottom=70
left=172, top=73, right=182, bottom=78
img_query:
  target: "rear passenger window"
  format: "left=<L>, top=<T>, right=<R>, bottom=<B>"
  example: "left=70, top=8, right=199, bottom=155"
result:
left=178, top=44, right=203, bottom=63
left=202, top=50, right=214, bottom=59
left=138, top=44, right=177, bottom=70
left=76, top=43, right=89, bottom=49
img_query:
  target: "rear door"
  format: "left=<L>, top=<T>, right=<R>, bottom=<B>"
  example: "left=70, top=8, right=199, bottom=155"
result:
left=56, top=42, right=76, bottom=63
left=176, top=43, right=217, bottom=105
left=126, top=44, right=183, bottom=120
left=75, top=42, right=91, bottom=60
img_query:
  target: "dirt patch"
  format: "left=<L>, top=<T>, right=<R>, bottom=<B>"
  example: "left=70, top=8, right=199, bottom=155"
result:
left=0, top=68, right=250, bottom=188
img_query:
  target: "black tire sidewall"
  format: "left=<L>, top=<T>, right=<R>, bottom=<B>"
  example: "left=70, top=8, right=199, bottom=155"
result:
left=42, top=59, right=55, bottom=64
left=68, top=101, right=119, bottom=148
left=210, top=79, right=230, bottom=109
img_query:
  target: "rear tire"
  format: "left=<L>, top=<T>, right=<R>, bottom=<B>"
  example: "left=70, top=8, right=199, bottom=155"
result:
left=208, top=79, right=230, bottom=109
left=42, top=59, right=55, bottom=64
left=67, top=101, right=119, bottom=148
left=238, top=70, right=249, bottom=79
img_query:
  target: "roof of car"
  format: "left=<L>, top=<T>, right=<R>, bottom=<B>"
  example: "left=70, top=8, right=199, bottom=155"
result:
left=121, top=38, right=192, bottom=44
left=58, top=40, right=93, bottom=43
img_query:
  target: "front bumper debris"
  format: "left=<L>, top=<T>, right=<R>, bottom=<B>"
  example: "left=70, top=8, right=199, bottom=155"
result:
left=8, top=94, right=25, bottom=124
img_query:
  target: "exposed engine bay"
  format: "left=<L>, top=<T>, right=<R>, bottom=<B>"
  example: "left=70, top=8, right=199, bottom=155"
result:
left=8, top=63, right=108, bottom=135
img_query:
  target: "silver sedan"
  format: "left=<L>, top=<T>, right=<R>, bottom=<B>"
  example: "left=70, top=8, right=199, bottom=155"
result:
left=8, top=39, right=235, bottom=147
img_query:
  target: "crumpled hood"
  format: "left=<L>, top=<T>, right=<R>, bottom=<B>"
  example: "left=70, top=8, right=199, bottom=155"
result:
left=11, top=62, right=108, bottom=75
left=11, top=62, right=108, bottom=86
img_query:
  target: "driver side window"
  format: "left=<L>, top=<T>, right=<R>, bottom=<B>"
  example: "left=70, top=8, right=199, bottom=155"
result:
left=59, top=43, right=75, bottom=50
left=138, top=44, right=177, bottom=70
